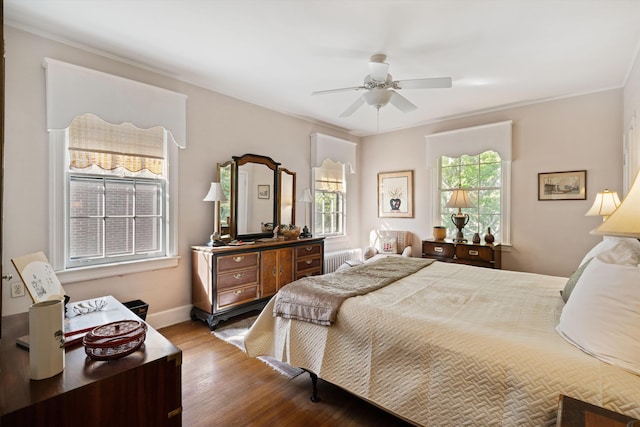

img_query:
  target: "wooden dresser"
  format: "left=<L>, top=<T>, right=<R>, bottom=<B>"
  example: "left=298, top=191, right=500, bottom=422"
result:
left=191, top=237, right=324, bottom=329
left=422, top=239, right=501, bottom=269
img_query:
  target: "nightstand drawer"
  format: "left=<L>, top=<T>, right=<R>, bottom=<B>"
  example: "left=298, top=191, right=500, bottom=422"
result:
left=422, top=241, right=455, bottom=258
left=455, top=245, right=493, bottom=263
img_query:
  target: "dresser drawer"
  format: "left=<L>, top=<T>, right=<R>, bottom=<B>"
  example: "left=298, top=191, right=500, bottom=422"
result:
left=217, top=267, right=259, bottom=290
left=295, top=244, right=322, bottom=258
left=295, top=266, right=322, bottom=280
left=296, top=257, right=322, bottom=273
left=455, top=245, right=493, bottom=263
left=217, top=285, right=259, bottom=308
left=422, top=241, right=455, bottom=258
left=217, top=252, right=259, bottom=273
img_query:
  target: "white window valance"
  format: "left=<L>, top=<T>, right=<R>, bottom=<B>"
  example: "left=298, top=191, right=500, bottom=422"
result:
left=43, top=57, right=188, bottom=148
left=425, top=120, right=513, bottom=166
left=310, top=132, right=357, bottom=174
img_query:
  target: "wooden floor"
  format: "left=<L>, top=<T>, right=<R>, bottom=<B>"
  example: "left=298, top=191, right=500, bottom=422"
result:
left=159, top=312, right=413, bottom=427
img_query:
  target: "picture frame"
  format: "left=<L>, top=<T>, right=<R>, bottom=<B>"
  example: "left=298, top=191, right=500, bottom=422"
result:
left=538, top=170, right=586, bottom=200
left=378, top=170, right=414, bottom=218
left=257, top=185, right=270, bottom=199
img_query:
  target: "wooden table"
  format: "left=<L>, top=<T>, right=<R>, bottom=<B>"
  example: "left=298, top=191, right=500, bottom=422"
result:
left=0, top=296, right=182, bottom=427
left=557, top=395, right=638, bottom=427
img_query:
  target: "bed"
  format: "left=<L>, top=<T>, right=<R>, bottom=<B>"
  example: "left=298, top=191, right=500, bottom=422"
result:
left=244, top=239, right=640, bottom=426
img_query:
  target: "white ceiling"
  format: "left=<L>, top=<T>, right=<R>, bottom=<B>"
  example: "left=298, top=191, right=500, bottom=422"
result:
left=5, top=0, right=640, bottom=136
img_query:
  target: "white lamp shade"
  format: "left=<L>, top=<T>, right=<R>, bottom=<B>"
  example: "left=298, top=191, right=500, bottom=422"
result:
left=202, top=182, right=227, bottom=202
left=585, top=189, right=621, bottom=217
left=299, top=188, right=313, bottom=203
left=592, top=173, right=640, bottom=238
left=445, top=188, right=474, bottom=209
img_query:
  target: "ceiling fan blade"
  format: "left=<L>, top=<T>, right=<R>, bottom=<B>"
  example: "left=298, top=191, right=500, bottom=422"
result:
left=389, top=91, right=417, bottom=113
left=311, top=86, right=365, bottom=96
left=394, top=77, right=452, bottom=90
left=340, top=96, right=365, bottom=117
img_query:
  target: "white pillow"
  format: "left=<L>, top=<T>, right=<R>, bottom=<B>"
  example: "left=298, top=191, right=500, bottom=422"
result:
left=556, top=256, right=640, bottom=375
left=579, top=237, right=640, bottom=267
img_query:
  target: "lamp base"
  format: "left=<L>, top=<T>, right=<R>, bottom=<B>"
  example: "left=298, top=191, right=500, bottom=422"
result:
left=300, top=225, right=312, bottom=238
left=451, top=214, right=469, bottom=244
left=207, top=232, right=226, bottom=247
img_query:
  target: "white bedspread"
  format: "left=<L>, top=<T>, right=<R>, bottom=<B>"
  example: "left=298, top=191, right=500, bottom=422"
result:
left=244, top=261, right=640, bottom=426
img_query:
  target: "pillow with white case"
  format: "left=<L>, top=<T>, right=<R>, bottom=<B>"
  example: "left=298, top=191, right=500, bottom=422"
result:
left=556, top=256, right=640, bottom=375
left=578, top=237, right=640, bottom=267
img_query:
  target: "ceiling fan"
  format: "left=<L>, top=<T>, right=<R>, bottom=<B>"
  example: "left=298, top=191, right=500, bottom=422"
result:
left=312, top=53, right=452, bottom=118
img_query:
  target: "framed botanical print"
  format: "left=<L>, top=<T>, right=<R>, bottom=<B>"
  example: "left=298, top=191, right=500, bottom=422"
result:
left=378, top=170, right=414, bottom=218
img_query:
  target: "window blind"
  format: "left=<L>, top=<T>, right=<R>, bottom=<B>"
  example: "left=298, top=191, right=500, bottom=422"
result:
left=69, top=113, right=164, bottom=176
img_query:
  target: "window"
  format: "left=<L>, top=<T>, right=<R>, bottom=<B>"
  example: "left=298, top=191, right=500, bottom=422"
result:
left=50, top=113, right=178, bottom=280
left=425, top=121, right=512, bottom=246
left=439, top=151, right=502, bottom=241
left=309, top=132, right=356, bottom=240
left=68, top=176, right=165, bottom=267
left=313, top=159, right=346, bottom=237
left=44, top=58, right=185, bottom=281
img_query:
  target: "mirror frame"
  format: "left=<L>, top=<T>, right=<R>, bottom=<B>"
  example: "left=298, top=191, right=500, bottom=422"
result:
left=216, top=160, right=235, bottom=239
left=231, top=154, right=280, bottom=240
left=278, top=168, right=296, bottom=227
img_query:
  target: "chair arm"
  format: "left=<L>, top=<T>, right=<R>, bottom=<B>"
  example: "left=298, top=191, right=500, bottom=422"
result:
left=363, top=246, right=378, bottom=261
left=401, top=246, right=412, bottom=257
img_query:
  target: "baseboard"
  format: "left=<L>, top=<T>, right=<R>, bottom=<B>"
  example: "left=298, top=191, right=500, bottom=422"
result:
left=146, top=304, right=193, bottom=330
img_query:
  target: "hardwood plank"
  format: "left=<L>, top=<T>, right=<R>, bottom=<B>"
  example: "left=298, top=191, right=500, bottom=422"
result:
left=159, top=314, right=413, bottom=427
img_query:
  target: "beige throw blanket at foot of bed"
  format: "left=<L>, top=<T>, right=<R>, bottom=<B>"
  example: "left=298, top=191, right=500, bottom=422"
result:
left=273, top=257, right=434, bottom=325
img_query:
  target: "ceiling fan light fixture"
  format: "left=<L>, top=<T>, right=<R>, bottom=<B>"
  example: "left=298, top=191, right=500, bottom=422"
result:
left=363, top=89, right=393, bottom=109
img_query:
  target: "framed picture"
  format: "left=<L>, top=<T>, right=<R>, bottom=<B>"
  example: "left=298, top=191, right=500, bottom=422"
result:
left=378, top=170, right=414, bottom=218
left=538, top=170, right=586, bottom=200
left=257, top=185, right=270, bottom=199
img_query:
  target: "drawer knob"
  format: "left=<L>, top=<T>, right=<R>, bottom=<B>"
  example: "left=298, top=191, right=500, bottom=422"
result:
left=469, top=250, right=479, bottom=256
left=233, top=273, right=244, bottom=280
left=234, top=289, right=243, bottom=295
left=434, top=247, right=443, bottom=253
left=233, top=256, right=244, bottom=263
left=305, top=246, right=313, bottom=251
left=305, top=259, right=312, bottom=265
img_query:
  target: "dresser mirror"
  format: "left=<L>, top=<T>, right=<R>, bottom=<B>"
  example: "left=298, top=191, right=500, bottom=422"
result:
left=217, top=160, right=234, bottom=238
left=279, top=168, right=296, bottom=227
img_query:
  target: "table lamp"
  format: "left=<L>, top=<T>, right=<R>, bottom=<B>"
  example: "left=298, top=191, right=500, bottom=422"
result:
left=203, top=182, right=227, bottom=246
left=299, top=188, right=313, bottom=238
left=585, top=189, right=621, bottom=221
left=446, top=188, right=474, bottom=243
left=591, top=173, right=640, bottom=238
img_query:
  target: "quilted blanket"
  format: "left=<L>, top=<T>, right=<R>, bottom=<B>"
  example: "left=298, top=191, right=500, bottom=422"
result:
left=244, top=261, right=640, bottom=426
left=273, top=257, right=434, bottom=325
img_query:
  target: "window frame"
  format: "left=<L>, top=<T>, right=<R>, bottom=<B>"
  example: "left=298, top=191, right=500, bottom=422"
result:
left=425, top=121, right=512, bottom=246
left=438, top=152, right=504, bottom=243
left=312, top=160, right=348, bottom=239
left=49, top=126, right=179, bottom=284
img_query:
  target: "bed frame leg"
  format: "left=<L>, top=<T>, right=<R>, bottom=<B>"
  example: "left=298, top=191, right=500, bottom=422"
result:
left=302, top=369, right=320, bottom=402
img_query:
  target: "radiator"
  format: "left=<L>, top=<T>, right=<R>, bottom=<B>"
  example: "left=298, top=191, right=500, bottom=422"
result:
left=324, top=248, right=363, bottom=273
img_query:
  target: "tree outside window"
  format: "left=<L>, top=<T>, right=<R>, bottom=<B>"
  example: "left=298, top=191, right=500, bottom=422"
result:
left=440, top=151, right=502, bottom=242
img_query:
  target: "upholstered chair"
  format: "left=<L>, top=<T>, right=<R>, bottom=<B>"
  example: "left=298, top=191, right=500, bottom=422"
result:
left=364, top=230, right=413, bottom=262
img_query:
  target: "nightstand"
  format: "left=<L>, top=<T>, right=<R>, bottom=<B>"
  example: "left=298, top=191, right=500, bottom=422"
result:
left=556, top=395, right=638, bottom=427
left=421, top=239, right=501, bottom=269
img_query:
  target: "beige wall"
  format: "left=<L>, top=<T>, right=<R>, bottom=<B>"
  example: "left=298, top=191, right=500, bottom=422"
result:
left=1, top=27, right=360, bottom=323
left=360, top=90, right=623, bottom=277
left=2, top=24, right=634, bottom=323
